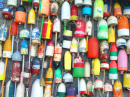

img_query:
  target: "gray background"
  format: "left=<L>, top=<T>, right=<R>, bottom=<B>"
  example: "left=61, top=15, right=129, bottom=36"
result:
left=0, top=0, right=130, bottom=97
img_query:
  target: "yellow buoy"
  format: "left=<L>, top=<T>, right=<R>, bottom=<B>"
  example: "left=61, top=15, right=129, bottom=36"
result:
left=28, top=8, right=35, bottom=25
left=108, top=27, right=115, bottom=43
left=64, top=51, right=71, bottom=71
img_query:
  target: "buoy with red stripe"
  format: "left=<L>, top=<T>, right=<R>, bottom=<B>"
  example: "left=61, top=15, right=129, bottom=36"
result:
left=33, top=0, right=40, bottom=12
left=38, top=43, right=44, bottom=59
left=74, top=0, right=83, bottom=7
left=109, top=61, right=118, bottom=84
left=127, top=39, right=130, bottom=54
left=79, top=78, right=86, bottom=95
left=114, top=1, right=122, bottom=18
left=32, top=58, right=40, bottom=74
left=110, top=43, right=118, bottom=60
left=79, top=38, right=86, bottom=55
left=88, top=37, right=99, bottom=58
left=113, top=80, right=123, bottom=97
left=100, top=41, right=109, bottom=59
left=117, top=16, right=129, bottom=37
left=104, top=83, right=113, bottom=97
left=64, top=51, right=71, bottom=71
left=16, top=83, right=25, bottom=97
left=118, top=50, right=128, bottom=74
left=86, top=80, right=94, bottom=96
left=55, top=68, right=62, bottom=83
left=71, top=6, right=78, bottom=21
left=2, top=8, right=13, bottom=20
left=123, top=6, right=130, bottom=18
left=66, top=85, right=76, bottom=97
left=94, top=79, right=103, bottom=97
left=57, top=83, right=66, bottom=97
left=103, top=2, right=110, bottom=19
left=7, top=0, right=17, bottom=8
left=50, top=2, right=59, bottom=17
left=116, top=38, right=127, bottom=50
left=5, top=80, right=14, bottom=97
left=85, top=61, right=90, bottom=78
left=46, top=40, right=54, bottom=57
left=85, top=21, right=92, bottom=36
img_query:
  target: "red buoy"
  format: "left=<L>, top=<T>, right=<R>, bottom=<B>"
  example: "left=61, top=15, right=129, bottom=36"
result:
left=11, top=22, right=18, bottom=36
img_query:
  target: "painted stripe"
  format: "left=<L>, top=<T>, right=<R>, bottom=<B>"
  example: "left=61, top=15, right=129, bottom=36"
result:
left=109, top=68, right=118, bottom=74
left=109, top=74, right=118, bottom=79
left=110, top=51, right=117, bottom=56
left=57, top=92, right=66, bottom=97
left=45, top=78, right=53, bottom=81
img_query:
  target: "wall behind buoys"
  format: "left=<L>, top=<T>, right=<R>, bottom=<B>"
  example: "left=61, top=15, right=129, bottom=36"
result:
left=0, top=0, right=130, bottom=97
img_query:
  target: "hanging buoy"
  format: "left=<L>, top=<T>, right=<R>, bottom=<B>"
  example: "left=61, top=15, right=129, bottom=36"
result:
left=32, top=27, right=40, bottom=44
left=46, top=40, right=54, bottom=57
left=32, top=58, right=40, bottom=74
left=74, top=0, right=83, bottom=7
left=74, top=19, right=85, bottom=39
left=63, top=30, right=72, bottom=49
left=57, top=83, right=66, bottom=97
left=116, top=38, right=126, bottom=50
left=86, top=80, right=94, bottom=96
left=66, top=85, right=76, bottom=97
left=97, top=19, right=108, bottom=39
left=16, top=83, right=25, bottom=97
left=0, top=24, right=7, bottom=42
left=104, top=83, right=113, bottom=97
left=93, top=0, right=104, bottom=20
left=70, top=37, right=78, bottom=53
left=7, top=0, right=17, bottom=8
left=118, top=50, right=128, bottom=74
left=79, top=38, right=86, bottom=55
left=38, top=43, right=44, bottom=59
left=103, top=2, right=110, bottom=19
left=71, top=6, right=78, bottom=21
left=88, top=37, right=99, bottom=58
left=79, top=78, right=87, bottom=95
left=100, top=41, right=109, bottom=59
left=44, top=84, right=51, bottom=97
left=117, top=16, right=129, bottom=37
left=15, top=5, right=26, bottom=24
left=5, top=80, right=14, bottom=97
left=33, top=0, right=40, bottom=12
left=63, top=73, right=73, bottom=83
left=82, top=0, right=92, bottom=16
left=2, top=8, right=13, bottom=20
left=108, top=27, right=115, bottom=43
left=91, top=58, right=100, bottom=76
left=85, top=21, right=92, bottom=36
left=127, top=40, right=130, bottom=54
left=55, top=68, right=62, bottom=83
left=107, top=16, right=118, bottom=27
left=64, top=51, right=71, bottom=71
left=123, top=6, right=130, bottom=18
left=21, top=39, right=28, bottom=55
left=84, top=62, right=90, bottom=78
left=110, top=43, right=118, bottom=60
left=31, top=79, right=43, bottom=97
left=73, top=56, right=84, bottom=77
left=109, top=61, right=118, bottom=84
left=101, top=61, right=109, bottom=70
left=113, top=80, right=123, bottom=97
left=50, top=2, right=59, bottom=17
left=30, top=44, right=38, bottom=58
left=19, top=27, right=30, bottom=39
left=114, top=1, right=122, bottom=18
left=0, top=61, right=5, bottom=80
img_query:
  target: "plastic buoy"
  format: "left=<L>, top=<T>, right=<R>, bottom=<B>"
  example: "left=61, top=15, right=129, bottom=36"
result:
left=104, top=83, right=113, bottom=97
left=108, top=27, right=115, bottom=43
left=64, top=51, right=71, bottom=71
left=46, top=40, right=54, bottom=57
left=114, top=1, right=122, bottom=18
left=110, top=43, right=117, bottom=60
left=71, top=6, right=78, bottom=21
left=79, top=78, right=86, bottom=94
left=86, top=80, right=94, bottom=96
left=107, top=16, right=118, bottom=27
left=84, top=62, right=90, bottom=78
left=85, top=21, right=92, bottom=36
left=5, top=80, right=14, bottom=97
left=32, top=27, right=40, bottom=44
left=123, top=6, right=130, bottom=18
left=103, top=2, right=110, bottom=18
left=57, top=83, right=66, bottom=97
left=38, top=43, right=44, bottom=59
left=2, top=8, right=13, bottom=20
left=74, top=0, right=83, bottom=7
left=16, top=83, right=25, bottom=97
left=113, top=80, right=122, bottom=97
left=32, top=58, right=40, bottom=74
left=63, top=73, right=73, bottom=83
left=55, top=68, right=62, bottom=83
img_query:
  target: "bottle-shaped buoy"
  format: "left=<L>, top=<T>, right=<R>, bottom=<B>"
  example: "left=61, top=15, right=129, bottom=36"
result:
left=86, top=80, right=94, bottom=96
left=32, top=58, right=40, bottom=74
left=55, top=68, right=62, bottom=83
left=118, top=50, right=128, bottom=74
left=50, top=2, right=59, bottom=17
left=66, top=85, right=76, bottom=97
left=74, top=0, right=83, bottom=7
left=45, top=57, right=53, bottom=84
left=100, top=41, right=109, bottom=59
left=97, top=19, right=108, bottom=39
left=63, top=30, right=72, bottom=49
left=104, top=83, right=113, bottom=97
left=57, top=83, right=66, bottom=97
left=91, top=58, right=100, bottom=76
left=5, top=80, right=14, bottom=97
left=7, top=0, right=17, bottom=8
left=84, top=61, right=90, bottom=78
left=64, top=51, right=71, bottom=71
left=116, top=38, right=127, bottom=50
left=79, top=78, right=87, bottom=95
left=16, top=83, right=25, bottom=97
left=117, top=16, right=129, bottom=37
left=63, top=73, right=73, bottom=83
left=38, top=43, right=44, bottom=59
left=46, top=40, right=54, bottom=57
left=93, top=0, right=104, bottom=20
left=0, top=60, right=5, bottom=80
left=109, top=61, right=118, bottom=84
left=15, top=5, right=26, bottom=24
left=79, top=38, right=86, bottom=55
left=74, top=19, right=85, bottom=39
left=88, top=37, right=99, bottom=58
left=110, top=43, right=118, bottom=60
left=73, top=56, right=84, bottom=77
left=94, top=79, right=103, bottom=97
left=32, top=27, right=40, bottom=44
left=44, top=84, right=51, bottom=97
left=71, top=6, right=78, bottom=21
left=127, top=40, right=130, bottom=54
left=108, top=27, right=115, bottom=43
left=2, top=8, right=13, bottom=20
left=113, top=80, right=123, bottom=97
left=123, top=6, right=130, bottom=18
left=103, top=2, right=110, bottom=19
left=33, top=0, right=40, bottom=12
left=114, top=1, right=122, bottom=18
left=61, top=1, right=70, bottom=31
left=31, top=79, right=43, bottom=97
left=82, top=0, right=92, bottom=16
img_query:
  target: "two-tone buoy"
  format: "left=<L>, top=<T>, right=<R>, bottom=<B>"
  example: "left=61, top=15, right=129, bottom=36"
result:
left=103, top=2, right=110, bottom=19
left=5, top=80, right=14, bottom=97
left=57, top=83, right=66, bottom=97
left=32, top=58, right=40, bottom=74
left=104, top=83, right=113, bottom=97
left=79, top=78, right=86, bottom=96
left=116, top=38, right=127, bottom=50
left=33, top=0, right=40, bottom=12
left=38, top=43, right=44, bottom=59
left=114, top=1, right=122, bottom=18
left=123, top=6, right=130, bottom=18
left=110, top=43, right=118, bottom=60
left=71, top=6, right=78, bottom=21
left=50, top=2, right=59, bottom=17
left=86, top=80, right=94, bottom=96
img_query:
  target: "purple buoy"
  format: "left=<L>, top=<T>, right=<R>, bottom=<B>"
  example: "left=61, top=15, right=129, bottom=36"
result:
left=66, top=85, right=76, bottom=97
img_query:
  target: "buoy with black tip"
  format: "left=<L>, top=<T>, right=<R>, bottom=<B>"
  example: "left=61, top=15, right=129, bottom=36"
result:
left=84, top=61, right=90, bottom=78
left=16, top=83, right=25, bottom=97
left=11, top=62, right=21, bottom=97
left=114, top=1, right=122, bottom=18
left=94, top=79, right=103, bottom=97
left=64, top=51, right=71, bottom=71
left=113, top=80, right=123, bottom=97
left=103, top=2, right=110, bottom=19
left=50, top=2, right=59, bottom=17
left=57, top=83, right=66, bottom=97
left=104, top=83, right=113, bottom=97
left=116, top=38, right=127, bottom=50
left=123, top=6, right=130, bottom=18
left=33, top=0, right=40, bottom=12
left=79, top=78, right=86, bottom=96
left=74, top=0, right=83, bottom=7
left=71, top=6, right=78, bottom=21
left=66, top=85, right=76, bottom=97
left=5, top=80, right=14, bottom=97
left=63, top=73, right=73, bottom=83
left=109, top=61, right=118, bottom=85
left=32, top=58, right=40, bottom=74
left=86, top=80, right=94, bottom=96
left=110, top=43, right=118, bottom=60
left=61, top=1, right=70, bottom=31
